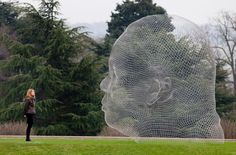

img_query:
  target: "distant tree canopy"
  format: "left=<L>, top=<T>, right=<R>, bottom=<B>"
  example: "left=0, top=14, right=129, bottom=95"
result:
left=96, top=0, right=166, bottom=56
left=0, top=2, right=19, bottom=27
left=107, top=0, right=166, bottom=39
left=215, top=61, right=236, bottom=120
left=0, top=0, right=105, bottom=136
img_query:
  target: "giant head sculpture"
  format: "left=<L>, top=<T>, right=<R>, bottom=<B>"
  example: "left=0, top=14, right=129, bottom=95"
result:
left=100, top=14, right=224, bottom=139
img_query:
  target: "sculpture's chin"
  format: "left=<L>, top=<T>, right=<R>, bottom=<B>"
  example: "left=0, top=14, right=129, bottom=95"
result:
left=103, top=112, right=118, bottom=131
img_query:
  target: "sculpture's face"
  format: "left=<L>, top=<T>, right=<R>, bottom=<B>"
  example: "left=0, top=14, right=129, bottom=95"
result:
left=100, top=54, right=174, bottom=134
left=100, top=14, right=224, bottom=139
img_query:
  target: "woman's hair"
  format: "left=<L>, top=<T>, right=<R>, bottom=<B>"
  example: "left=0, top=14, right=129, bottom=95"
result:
left=25, top=88, right=35, bottom=98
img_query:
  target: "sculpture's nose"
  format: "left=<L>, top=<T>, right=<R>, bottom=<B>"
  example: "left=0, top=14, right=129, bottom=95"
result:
left=100, top=76, right=111, bottom=92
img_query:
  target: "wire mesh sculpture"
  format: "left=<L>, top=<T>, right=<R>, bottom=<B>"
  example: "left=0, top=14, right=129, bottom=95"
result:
left=100, top=14, right=224, bottom=139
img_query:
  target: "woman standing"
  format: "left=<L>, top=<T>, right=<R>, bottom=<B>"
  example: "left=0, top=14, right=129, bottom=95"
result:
left=23, top=88, right=36, bottom=141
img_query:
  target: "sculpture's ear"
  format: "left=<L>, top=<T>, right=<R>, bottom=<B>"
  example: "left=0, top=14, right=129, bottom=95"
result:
left=147, top=77, right=173, bottom=106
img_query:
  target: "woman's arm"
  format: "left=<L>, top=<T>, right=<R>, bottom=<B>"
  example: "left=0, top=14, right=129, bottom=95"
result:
left=24, top=99, right=30, bottom=115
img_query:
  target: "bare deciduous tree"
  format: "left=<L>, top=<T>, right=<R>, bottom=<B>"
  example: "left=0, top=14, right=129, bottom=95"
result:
left=212, top=11, right=236, bottom=94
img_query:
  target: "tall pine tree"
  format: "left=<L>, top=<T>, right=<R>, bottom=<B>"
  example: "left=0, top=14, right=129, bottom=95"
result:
left=0, top=0, right=104, bottom=135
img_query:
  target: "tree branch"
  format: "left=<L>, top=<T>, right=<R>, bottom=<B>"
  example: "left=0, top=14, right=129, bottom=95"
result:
left=215, top=58, right=231, bottom=66
left=212, top=46, right=232, bottom=63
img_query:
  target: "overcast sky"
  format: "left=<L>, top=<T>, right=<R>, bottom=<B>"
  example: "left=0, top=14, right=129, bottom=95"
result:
left=5, top=0, right=236, bottom=25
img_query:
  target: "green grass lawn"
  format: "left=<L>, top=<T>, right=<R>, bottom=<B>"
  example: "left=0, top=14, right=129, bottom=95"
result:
left=0, top=137, right=235, bottom=155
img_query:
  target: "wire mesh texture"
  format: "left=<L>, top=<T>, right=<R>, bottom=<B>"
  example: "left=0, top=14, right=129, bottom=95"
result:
left=100, top=14, right=224, bottom=139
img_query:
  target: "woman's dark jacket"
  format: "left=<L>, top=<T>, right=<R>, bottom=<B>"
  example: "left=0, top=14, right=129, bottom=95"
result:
left=24, top=97, right=36, bottom=115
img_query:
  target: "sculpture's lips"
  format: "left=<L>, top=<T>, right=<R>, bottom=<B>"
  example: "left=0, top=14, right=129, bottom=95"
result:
left=101, top=94, right=117, bottom=112
left=101, top=94, right=107, bottom=104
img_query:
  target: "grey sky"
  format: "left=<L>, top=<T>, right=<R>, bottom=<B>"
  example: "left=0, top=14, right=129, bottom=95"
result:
left=5, top=0, right=236, bottom=24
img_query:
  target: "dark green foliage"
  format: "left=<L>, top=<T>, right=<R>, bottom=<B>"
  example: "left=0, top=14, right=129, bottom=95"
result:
left=0, top=0, right=105, bottom=135
left=36, top=124, right=74, bottom=135
left=97, top=0, right=166, bottom=56
left=0, top=2, right=19, bottom=26
left=215, top=62, right=236, bottom=119
left=107, top=0, right=166, bottom=39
